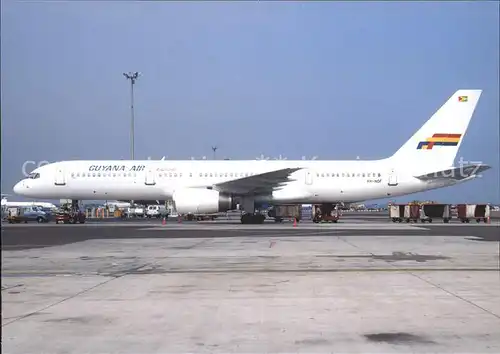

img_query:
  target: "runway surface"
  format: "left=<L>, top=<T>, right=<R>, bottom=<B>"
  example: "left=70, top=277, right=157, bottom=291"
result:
left=2, top=216, right=500, bottom=353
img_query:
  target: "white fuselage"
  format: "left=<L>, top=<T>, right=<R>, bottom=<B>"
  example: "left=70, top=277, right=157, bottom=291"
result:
left=13, top=159, right=460, bottom=204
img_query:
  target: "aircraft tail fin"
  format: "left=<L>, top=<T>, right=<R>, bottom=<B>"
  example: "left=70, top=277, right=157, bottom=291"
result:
left=388, top=89, right=482, bottom=171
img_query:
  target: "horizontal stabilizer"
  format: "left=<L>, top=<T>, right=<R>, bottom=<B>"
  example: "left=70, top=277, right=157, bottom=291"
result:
left=214, top=168, right=302, bottom=195
left=414, top=164, right=491, bottom=181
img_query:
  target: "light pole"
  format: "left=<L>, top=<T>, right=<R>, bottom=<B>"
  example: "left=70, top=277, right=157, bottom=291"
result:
left=212, top=146, right=218, bottom=160
left=123, top=72, right=140, bottom=215
left=123, top=72, right=141, bottom=160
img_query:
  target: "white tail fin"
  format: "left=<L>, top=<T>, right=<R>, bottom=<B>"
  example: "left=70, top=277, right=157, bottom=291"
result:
left=388, top=89, right=482, bottom=170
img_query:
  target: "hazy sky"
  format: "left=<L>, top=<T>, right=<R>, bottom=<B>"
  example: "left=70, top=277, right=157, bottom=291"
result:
left=1, top=1, right=499, bottom=204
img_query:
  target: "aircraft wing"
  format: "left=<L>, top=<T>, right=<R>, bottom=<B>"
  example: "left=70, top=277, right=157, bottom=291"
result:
left=213, top=168, right=302, bottom=195
left=414, top=164, right=491, bottom=181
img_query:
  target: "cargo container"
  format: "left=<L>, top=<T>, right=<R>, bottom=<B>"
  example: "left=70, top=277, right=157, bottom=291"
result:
left=457, top=204, right=490, bottom=223
left=403, top=204, right=421, bottom=223
left=268, top=204, right=302, bottom=222
left=419, top=204, right=452, bottom=223
left=390, top=204, right=406, bottom=222
left=312, top=203, right=341, bottom=223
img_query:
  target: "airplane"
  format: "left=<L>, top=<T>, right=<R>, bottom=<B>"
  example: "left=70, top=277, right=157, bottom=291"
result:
left=12, top=89, right=491, bottom=224
left=1, top=196, right=58, bottom=210
left=103, top=200, right=132, bottom=209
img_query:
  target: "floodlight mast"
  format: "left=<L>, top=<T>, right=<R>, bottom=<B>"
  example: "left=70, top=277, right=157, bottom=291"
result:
left=123, top=72, right=141, bottom=160
left=123, top=72, right=140, bottom=212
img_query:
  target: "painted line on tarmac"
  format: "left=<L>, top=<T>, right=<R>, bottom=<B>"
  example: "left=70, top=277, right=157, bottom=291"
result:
left=137, top=224, right=430, bottom=231
left=2, top=267, right=499, bottom=277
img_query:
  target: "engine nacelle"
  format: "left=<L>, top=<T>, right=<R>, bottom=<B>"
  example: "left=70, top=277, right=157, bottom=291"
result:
left=173, top=188, right=237, bottom=214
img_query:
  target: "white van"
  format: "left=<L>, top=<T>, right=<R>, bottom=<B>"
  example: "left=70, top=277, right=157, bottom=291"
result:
left=146, top=205, right=168, bottom=218
left=127, top=206, right=145, bottom=218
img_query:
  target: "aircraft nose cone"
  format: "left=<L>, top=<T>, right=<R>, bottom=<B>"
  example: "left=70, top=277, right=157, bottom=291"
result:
left=13, top=181, right=25, bottom=196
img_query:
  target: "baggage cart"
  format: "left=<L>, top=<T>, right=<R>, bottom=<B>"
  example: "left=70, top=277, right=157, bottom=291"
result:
left=312, top=203, right=341, bottom=223
left=390, top=204, right=406, bottom=222
left=268, top=204, right=302, bottom=223
left=404, top=204, right=420, bottom=223
left=420, top=204, right=452, bottom=223
left=457, top=204, right=490, bottom=223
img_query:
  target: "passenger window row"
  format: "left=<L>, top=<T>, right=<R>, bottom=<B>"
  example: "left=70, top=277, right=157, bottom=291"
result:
left=316, top=172, right=382, bottom=178
left=69, top=172, right=254, bottom=178
left=71, top=172, right=138, bottom=178
left=70, top=171, right=382, bottom=179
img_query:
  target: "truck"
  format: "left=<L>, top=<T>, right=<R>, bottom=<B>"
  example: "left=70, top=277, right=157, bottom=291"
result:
left=5, top=206, right=49, bottom=223
left=268, top=204, right=302, bottom=223
left=312, top=203, right=341, bottom=223
left=456, top=204, right=490, bottom=223
left=146, top=204, right=168, bottom=218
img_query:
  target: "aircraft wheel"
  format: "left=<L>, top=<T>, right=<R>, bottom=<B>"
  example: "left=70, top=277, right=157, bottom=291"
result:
left=241, top=213, right=251, bottom=224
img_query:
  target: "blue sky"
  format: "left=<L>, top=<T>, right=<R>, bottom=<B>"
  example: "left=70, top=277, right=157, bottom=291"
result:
left=1, top=1, right=499, bottom=204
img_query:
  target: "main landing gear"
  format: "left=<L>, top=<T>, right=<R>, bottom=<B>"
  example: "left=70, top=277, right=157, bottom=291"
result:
left=240, top=213, right=266, bottom=224
left=239, top=197, right=266, bottom=224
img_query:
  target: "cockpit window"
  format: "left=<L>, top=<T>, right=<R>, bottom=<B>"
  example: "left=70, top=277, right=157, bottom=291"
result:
left=28, top=173, right=40, bottom=179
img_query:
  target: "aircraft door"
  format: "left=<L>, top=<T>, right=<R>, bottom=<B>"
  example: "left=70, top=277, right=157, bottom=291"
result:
left=305, top=170, right=313, bottom=185
left=54, top=168, right=66, bottom=186
left=388, top=169, right=398, bottom=186
left=145, top=168, right=156, bottom=186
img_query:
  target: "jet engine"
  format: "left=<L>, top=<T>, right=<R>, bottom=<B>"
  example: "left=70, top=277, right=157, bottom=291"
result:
left=172, top=188, right=237, bottom=215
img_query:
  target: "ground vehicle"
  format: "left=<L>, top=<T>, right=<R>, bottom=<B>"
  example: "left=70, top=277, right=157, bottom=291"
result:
left=6, top=206, right=49, bottom=223
left=268, top=205, right=302, bottom=222
left=457, top=204, right=490, bottom=223
left=146, top=205, right=168, bottom=218
left=389, top=204, right=406, bottom=222
left=55, top=209, right=86, bottom=224
left=312, top=204, right=341, bottom=223
left=184, top=213, right=218, bottom=221
left=419, top=204, right=452, bottom=223
left=127, top=206, right=145, bottom=218
left=55, top=204, right=86, bottom=224
left=391, top=203, right=451, bottom=223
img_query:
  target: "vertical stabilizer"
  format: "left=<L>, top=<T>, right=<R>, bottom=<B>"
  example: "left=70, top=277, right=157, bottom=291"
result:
left=388, top=89, right=482, bottom=170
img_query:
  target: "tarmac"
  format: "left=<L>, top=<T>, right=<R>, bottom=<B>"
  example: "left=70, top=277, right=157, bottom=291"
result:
left=2, top=213, right=500, bottom=353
